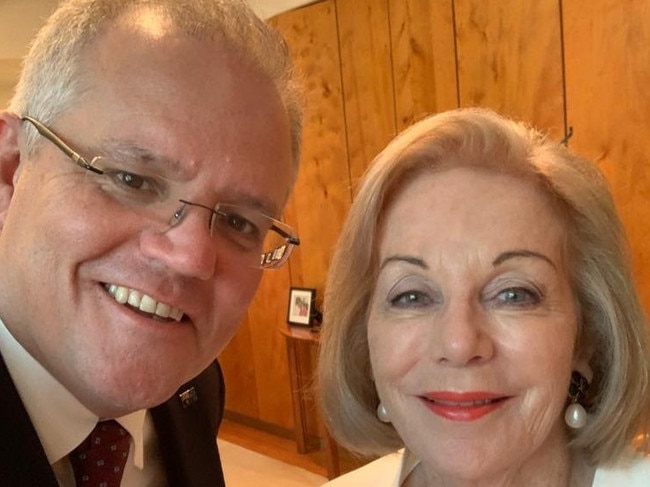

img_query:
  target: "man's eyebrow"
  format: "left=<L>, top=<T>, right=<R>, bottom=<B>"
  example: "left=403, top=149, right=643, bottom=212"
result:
left=222, top=192, right=281, bottom=218
left=97, top=140, right=282, bottom=216
left=99, top=140, right=185, bottom=175
left=379, top=255, right=429, bottom=271
left=492, top=250, right=556, bottom=269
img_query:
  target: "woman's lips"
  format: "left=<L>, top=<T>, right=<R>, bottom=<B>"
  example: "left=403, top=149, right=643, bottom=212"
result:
left=420, top=391, right=510, bottom=421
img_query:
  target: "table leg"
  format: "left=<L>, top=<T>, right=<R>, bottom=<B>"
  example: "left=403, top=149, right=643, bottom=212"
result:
left=324, top=427, right=341, bottom=479
left=285, top=336, right=308, bottom=453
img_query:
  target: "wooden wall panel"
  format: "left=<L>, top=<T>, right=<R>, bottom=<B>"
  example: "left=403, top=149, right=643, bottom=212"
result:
left=336, top=0, right=396, bottom=186
left=563, top=0, right=650, bottom=311
left=219, top=315, right=259, bottom=418
left=224, top=0, right=352, bottom=437
left=248, top=269, right=295, bottom=429
left=270, top=1, right=351, bottom=292
left=389, top=0, right=458, bottom=131
left=454, top=0, right=565, bottom=137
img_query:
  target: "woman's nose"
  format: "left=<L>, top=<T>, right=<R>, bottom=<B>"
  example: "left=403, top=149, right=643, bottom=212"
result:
left=139, top=207, right=217, bottom=280
left=432, top=300, right=495, bottom=366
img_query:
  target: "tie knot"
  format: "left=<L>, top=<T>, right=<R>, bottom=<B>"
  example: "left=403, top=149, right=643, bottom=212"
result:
left=70, top=420, right=131, bottom=487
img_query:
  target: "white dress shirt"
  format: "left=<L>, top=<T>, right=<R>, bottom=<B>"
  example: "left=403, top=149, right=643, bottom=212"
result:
left=0, top=316, right=167, bottom=486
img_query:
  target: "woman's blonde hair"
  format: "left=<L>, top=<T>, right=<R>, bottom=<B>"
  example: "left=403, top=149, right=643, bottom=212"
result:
left=318, top=107, right=650, bottom=466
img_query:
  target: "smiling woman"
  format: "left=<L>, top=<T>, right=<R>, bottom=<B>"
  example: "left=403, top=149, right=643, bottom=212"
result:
left=318, top=108, right=650, bottom=486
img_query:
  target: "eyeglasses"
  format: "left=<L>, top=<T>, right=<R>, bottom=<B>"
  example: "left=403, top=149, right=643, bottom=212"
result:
left=21, top=115, right=300, bottom=269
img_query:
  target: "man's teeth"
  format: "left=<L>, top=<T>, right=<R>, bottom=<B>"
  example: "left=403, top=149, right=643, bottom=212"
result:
left=105, top=284, right=184, bottom=322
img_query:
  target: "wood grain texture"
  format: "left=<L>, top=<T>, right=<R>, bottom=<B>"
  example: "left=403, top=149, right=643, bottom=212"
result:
left=336, top=0, right=397, bottom=187
left=271, top=1, right=352, bottom=292
left=563, top=0, right=650, bottom=311
left=269, top=0, right=351, bottom=439
left=224, top=0, right=353, bottom=438
left=247, top=269, right=296, bottom=429
left=219, top=315, right=260, bottom=419
left=390, top=0, right=458, bottom=131
left=455, top=0, right=565, bottom=137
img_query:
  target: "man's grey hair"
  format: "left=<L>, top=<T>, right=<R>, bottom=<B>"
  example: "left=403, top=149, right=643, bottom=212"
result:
left=9, top=0, right=303, bottom=167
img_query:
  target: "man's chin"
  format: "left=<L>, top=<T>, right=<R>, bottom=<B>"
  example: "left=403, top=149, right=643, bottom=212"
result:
left=82, top=379, right=186, bottom=418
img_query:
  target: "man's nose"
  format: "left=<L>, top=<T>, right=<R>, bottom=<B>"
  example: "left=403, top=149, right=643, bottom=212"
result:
left=139, top=207, right=217, bottom=280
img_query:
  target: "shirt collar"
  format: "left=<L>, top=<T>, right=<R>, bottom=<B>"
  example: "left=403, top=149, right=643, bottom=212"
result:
left=0, top=316, right=146, bottom=468
left=399, top=448, right=421, bottom=485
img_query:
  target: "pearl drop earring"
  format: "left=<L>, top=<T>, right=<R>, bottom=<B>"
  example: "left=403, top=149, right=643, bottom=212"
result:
left=564, top=371, right=589, bottom=429
left=376, top=402, right=391, bottom=423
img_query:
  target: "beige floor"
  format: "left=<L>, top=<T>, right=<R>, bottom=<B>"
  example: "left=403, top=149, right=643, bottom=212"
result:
left=218, top=439, right=328, bottom=486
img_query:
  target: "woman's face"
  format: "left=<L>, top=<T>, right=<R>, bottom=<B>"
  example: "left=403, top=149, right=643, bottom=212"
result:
left=368, top=167, right=584, bottom=483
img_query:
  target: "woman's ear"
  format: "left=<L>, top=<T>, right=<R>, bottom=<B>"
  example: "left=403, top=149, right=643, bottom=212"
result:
left=0, top=112, right=23, bottom=229
left=572, top=339, right=594, bottom=384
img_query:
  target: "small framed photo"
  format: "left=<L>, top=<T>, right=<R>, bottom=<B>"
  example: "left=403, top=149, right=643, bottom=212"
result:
left=287, top=287, right=316, bottom=326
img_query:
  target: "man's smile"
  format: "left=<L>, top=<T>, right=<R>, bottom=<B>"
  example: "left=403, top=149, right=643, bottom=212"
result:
left=104, top=283, right=185, bottom=322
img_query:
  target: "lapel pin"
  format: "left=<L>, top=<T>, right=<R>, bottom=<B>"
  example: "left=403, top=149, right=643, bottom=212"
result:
left=178, top=386, right=199, bottom=408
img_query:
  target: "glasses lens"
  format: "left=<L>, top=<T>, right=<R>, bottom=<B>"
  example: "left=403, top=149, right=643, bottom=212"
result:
left=260, top=230, right=290, bottom=269
left=213, top=204, right=295, bottom=269
left=88, top=156, right=174, bottom=207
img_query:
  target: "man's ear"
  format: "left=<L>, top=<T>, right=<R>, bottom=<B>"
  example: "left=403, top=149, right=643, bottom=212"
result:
left=0, top=111, right=23, bottom=228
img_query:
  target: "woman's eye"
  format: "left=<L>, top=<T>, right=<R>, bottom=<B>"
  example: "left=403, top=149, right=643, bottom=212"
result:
left=389, top=290, right=432, bottom=308
left=493, top=287, right=540, bottom=307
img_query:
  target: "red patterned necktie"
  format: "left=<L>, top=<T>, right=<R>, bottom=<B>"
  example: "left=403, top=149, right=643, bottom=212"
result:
left=69, top=420, right=131, bottom=487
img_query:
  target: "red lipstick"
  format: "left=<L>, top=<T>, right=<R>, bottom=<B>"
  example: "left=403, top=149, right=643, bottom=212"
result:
left=421, top=391, right=509, bottom=421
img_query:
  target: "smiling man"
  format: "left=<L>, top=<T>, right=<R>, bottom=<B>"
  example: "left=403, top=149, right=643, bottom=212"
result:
left=0, top=1, right=302, bottom=485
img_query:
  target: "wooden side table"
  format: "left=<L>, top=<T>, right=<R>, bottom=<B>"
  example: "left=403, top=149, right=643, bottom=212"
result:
left=280, top=325, right=340, bottom=479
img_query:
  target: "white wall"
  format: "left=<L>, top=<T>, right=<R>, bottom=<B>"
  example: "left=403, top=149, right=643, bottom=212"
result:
left=247, top=0, right=321, bottom=19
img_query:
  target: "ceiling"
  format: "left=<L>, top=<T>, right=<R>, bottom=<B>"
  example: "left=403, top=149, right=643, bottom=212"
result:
left=0, top=0, right=319, bottom=61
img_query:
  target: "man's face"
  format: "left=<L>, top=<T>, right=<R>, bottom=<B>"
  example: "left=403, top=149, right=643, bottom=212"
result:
left=0, top=11, right=294, bottom=417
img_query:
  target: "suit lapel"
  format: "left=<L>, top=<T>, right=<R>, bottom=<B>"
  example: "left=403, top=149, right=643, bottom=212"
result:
left=0, top=352, right=227, bottom=487
left=0, top=352, right=59, bottom=486
left=151, top=361, right=226, bottom=487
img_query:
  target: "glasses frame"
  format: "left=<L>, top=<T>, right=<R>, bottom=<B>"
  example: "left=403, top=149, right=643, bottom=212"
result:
left=21, top=115, right=300, bottom=269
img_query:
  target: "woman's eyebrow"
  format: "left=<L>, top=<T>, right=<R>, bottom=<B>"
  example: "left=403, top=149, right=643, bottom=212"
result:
left=492, top=249, right=556, bottom=269
left=379, top=255, right=429, bottom=271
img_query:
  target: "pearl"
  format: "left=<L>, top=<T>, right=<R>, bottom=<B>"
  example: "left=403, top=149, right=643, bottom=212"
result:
left=565, top=403, right=587, bottom=429
left=376, top=403, right=391, bottom=423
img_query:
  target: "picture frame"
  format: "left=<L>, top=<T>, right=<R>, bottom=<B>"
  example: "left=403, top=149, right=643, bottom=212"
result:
left=287, top=287, right=316, bottom=326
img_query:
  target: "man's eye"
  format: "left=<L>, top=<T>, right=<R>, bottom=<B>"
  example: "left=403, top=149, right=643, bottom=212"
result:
left=101, top=167, right=162, bottom=200
left=228, top=215, right=255, bottom=234
left=115, top=171, right=146, bottom=189
left=213, top=211, right=264, bottom=250
left=216, top=212, right=258, bottom=236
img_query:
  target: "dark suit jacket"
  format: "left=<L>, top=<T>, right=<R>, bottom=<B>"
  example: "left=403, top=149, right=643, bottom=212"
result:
left=0, top=353, right=226, bottom=487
